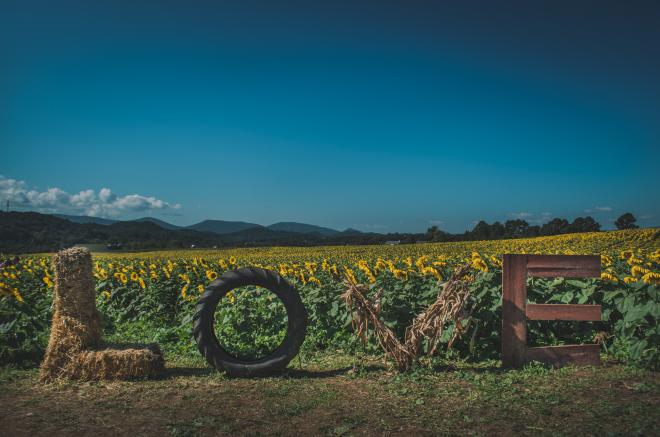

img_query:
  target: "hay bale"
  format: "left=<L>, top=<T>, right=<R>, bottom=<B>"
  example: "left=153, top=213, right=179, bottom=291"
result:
left=65, top=344, right=165, bottom=380
left=49, top=247, right=102, bottom=348
left=40, top=247, right=164, bottom=381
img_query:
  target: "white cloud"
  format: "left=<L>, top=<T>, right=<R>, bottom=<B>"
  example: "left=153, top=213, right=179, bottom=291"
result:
left=98, top=188, right=116, bottom=203
left=507, top=211, right=552, bottom=225
left=509, top=212, right=534, bottom=220
left=428, top=219, right=445, bottom=226
left=585, top=206, right=613, bottom=213
left=0, top=175, right=181, bottom=218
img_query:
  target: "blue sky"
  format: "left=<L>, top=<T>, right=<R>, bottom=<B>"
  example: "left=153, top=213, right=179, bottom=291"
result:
left=2, top=0, right=659, bottom=233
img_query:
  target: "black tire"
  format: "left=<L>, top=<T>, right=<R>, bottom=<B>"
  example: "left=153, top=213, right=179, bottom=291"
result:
left=193, top=268, right=308, bottom=376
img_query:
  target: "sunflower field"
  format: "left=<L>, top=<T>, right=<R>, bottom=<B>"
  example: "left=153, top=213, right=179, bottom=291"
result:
left=1, top=228, right=659, bottom=369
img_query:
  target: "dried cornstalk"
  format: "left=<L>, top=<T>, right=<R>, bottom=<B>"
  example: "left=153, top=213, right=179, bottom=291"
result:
left=341, top=284, right=415, bottom=369
left=341, top=263, right=473, bottom=371
left=405, top=263, right=473, bottom=359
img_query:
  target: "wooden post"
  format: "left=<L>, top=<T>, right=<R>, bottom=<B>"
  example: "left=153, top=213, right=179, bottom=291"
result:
left=501, top=254, right=602, bottom=368
left=501, top=254, right=528, bottom=368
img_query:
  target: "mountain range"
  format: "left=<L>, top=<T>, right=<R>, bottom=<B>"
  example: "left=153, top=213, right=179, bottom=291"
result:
left=3, top=212, right=421, bottom=253
left=3, top=211, right=620, bottom=254
left=54, top=214, right=353, bottom=236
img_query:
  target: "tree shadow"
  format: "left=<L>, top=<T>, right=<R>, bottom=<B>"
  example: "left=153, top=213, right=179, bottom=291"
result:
left=160, top=364, right=387, bottom=379
left=282, top=364, right=384, bottom=379
left=428, top=362, right=503, bottom=374
left=164, top=366, right=217, bottom=378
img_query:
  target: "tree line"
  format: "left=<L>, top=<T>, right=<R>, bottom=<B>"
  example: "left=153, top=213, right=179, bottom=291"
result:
left=425, top=213, right=640, bottom=242
left=0, top=211, right=644, bottom=253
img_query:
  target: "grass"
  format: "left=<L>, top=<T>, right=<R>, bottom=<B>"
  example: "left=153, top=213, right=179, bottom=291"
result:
left=1, top=352, right=658, bottom=436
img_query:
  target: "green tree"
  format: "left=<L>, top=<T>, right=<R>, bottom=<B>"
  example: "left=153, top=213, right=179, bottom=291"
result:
left=567, top=216, right=601, bottom=233
left=425, top=225, right=449, bottom=242
left=615, top=213, right=639, bottom=230
left=540, top=218, right=570, bottom=235
left=470, top=221, right=491, bottom=240
left=504, top=219, right=530, bottom=238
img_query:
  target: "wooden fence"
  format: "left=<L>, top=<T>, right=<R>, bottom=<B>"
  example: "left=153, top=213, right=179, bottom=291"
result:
left=501, top=254, right=602, bottom=368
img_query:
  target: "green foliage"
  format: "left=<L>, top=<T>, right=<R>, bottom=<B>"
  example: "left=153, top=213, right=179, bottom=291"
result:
left=213, top=287, right=287, bottom=360
left=603, top=281, right=659, bottom=369
left=0, top=296, right=51, bottom=365
left=615, top=213, right=639, bottom=230
left=0, top=275, right=51, bottom=366
left=1, top=266, right=658, bottom=370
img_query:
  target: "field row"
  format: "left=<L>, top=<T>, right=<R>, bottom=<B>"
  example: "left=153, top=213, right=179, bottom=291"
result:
left=1, top=229, right=658, bottom=369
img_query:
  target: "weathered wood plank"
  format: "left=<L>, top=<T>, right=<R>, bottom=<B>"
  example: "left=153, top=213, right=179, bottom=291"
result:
left=526, top=304, right=601, bottom=321
left=501, top=254, right=603, bottom=368
left=526, top=254, right=600, bottom=278
left=526, top=255, right=601, bottom=269
left=525, top=344, right=601, bottom=367
left=527, top=267, right=601, bottom=278
left=501, top=254, right=528, bottom=368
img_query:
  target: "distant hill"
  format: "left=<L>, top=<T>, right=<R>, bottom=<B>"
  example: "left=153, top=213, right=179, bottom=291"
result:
left=132, top=217, right=180, bottom=230
left=51, top=214, right=348, bottom=236
left=1, top=211, right=628, bottom=254
left=187, top=220, right=263, bottom=234
left=56, top=214, right=181, bottom=230
left=54, top=214, right=117, bottom=225
left=0, top=211, right=423, bottom=253
left=267, top=222, right=340, bottom=236
left=0, top=212, right=226, bottom=253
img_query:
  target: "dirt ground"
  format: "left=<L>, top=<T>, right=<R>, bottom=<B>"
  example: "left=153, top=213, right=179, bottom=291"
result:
left=1, top=354, right=658, bottom=436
